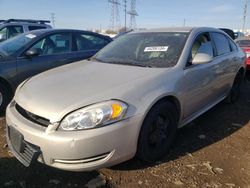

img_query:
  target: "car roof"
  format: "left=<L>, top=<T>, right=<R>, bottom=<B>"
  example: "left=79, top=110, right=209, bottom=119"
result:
left=23, top=29, right=112, bottom=40
left=129, top=27, right=223, bottom=34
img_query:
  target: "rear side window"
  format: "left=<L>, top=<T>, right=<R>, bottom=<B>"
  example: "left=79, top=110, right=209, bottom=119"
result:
left=75, top=33, right=110, bottom=51
left=211, top=33, right=231, bottom=56
left=28, top=26, right=47, bottom=31
left=228, top=39, right=238, bottom=52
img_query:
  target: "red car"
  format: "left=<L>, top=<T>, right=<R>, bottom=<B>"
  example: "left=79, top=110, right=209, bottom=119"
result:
left=235, top=37, right=250, bottom=70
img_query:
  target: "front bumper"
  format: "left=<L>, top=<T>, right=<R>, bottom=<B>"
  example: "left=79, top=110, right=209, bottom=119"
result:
left=6, top=102, right=143, bottom=171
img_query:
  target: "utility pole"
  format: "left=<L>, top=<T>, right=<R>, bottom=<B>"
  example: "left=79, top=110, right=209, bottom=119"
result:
left=50, top=13, right=55, bottom=28
left=242, top=0, right=248, bottom=33
left=183, top=18, right=186, bottom=27
left=108, top=0, right=121, bottom=32
left=124, top=0, right=127, bottom=30
left=127, top=0, right=138, bottom=30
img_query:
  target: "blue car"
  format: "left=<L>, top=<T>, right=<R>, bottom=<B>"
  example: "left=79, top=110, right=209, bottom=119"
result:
left=0, top=29, right=112, bottom=112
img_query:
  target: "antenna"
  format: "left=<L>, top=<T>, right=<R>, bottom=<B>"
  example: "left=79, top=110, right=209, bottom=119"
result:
left=242, top=0, right=248, bottom=33
left=127, top=0, right=138, bottom=30
left=108, top=0, right=121, bottom=32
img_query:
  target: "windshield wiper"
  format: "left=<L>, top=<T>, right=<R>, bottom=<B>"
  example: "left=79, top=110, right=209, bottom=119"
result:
left=107, top=58, right=152, bottom=67
left=119, top=61, right=152, bottom=68
left=93, top=57, right=152, bottom=67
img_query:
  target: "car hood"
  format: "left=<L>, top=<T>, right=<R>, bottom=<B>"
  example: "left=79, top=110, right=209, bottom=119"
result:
left=15, top=60, right=166, bottom=122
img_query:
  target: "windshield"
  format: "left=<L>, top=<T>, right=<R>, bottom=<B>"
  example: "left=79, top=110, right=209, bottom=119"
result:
left=94, top=32, right=188, bottom=68
left=236, top=40, right=250, bottom=47
left=0, top=33, right=36, bottom=56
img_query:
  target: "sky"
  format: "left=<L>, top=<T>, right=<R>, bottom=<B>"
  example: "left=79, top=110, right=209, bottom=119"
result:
left=0, top=0, right=249, bottom=31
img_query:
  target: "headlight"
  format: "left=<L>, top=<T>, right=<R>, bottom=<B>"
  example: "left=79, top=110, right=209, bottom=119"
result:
left=59, top=100, right=128, bottom=131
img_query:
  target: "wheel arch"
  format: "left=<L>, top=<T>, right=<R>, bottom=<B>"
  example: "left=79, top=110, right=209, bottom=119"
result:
left=0, top=76, right=14, bottom=95
left=137, top=94, right=182, bottom=138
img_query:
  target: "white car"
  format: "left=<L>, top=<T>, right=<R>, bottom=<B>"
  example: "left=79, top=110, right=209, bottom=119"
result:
left=6, top=27, right=245, bottom=171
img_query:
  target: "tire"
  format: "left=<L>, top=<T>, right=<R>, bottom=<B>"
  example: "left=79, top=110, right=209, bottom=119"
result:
left=0, top=82, right=12, bottom=114
left=225, top=72, right=244, bottom=103
left=137, top=101, right=178, bottom=162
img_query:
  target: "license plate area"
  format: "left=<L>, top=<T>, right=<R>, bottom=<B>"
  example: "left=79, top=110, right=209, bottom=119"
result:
left=8, top=126, right=40, bottom=167
left=9, top=126, right=25, bottom=153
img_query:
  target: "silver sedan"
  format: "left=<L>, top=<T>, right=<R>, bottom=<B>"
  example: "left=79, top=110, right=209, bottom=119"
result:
left=6, top=27, right=246, bottom=171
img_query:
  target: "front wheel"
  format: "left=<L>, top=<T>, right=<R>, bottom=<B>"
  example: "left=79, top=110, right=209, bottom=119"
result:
left=136, top=101, right=178, bottom=162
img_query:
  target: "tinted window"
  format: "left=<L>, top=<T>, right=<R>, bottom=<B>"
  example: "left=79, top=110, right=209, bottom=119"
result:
left=229, top=39, right=238, bottom=51
left=75, top=33, right=109, bottom=51
left=94, top=32, right=188, bottom=68
left=28, top=26, right=47, bottom=31
left=29, top=33, right=70, bottom=55
left=211, top=33, right=231, bottom=56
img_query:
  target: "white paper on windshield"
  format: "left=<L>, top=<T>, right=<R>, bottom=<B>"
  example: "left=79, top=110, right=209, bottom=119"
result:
left=144, top=46, right=168, bottom=52
left=25, top=34, right=36, bottom=39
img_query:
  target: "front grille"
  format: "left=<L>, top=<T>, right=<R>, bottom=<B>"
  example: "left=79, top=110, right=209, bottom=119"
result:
left=15, top=103, right=50, bottom=127
left=15, top=140, right=40, bottom=167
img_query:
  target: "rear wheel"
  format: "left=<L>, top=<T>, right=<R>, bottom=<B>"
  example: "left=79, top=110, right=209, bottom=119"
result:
left=225, top=72, right=244, bottom=103
left=0, top=82, right=12, bottom=114
left=137, top=101, right=178, bottom=162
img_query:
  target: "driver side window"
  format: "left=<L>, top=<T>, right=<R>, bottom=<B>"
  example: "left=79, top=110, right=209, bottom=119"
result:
left=29, top=33, right=70, bottom=55
left=188, top=32, right=214, bottom=65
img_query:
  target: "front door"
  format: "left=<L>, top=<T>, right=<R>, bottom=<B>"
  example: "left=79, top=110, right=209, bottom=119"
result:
left=17, top=32, right=77, bottom=83
left=181, top=32, right=217, bottom=120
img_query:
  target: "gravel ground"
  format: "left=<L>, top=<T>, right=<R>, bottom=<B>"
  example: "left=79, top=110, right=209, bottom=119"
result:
left=0, top=77, right=250, bottom=188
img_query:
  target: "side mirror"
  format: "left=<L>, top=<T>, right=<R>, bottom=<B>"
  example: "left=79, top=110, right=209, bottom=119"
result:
left=192, top=53, right=213, bottom=65
left=25, top=49, right=40, bottom=58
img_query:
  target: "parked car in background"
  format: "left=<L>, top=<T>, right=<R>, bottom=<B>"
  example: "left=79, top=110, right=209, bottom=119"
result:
left=219, top=28, right=235, bottom=40
left=6, top=27, right=245, bottom=171
left=234, top=31, right=245, bottom=39
left=0, top=19, right=52, bottom=42
left=113, top=29, right=133, bottom=39
left=0, top=29, right=112, bottom=112
left=235, top=37, right=250, bottom=70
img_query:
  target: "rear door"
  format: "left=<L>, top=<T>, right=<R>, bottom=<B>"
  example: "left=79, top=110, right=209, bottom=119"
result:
left=210, top=32, right=236, bottom=98
left=16, top=32, right=77, bottom=82
left=73, top=32, right=111, bottom=61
